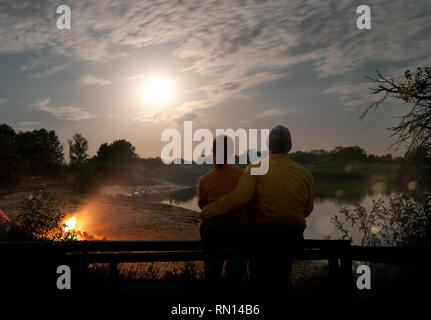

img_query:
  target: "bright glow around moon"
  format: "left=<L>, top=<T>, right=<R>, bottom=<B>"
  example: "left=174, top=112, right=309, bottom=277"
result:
left=141, top=76, right=174, bottom=105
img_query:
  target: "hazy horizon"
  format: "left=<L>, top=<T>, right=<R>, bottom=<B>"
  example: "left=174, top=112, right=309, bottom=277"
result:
left=4, top=122, right=403, bottom=161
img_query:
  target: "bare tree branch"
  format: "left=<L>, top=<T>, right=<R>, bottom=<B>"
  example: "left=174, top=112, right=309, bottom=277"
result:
left=361, top=67, right=431, bottom=157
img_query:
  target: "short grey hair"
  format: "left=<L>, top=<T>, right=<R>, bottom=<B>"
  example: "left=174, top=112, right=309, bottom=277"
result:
left=269, top=125, right=292, bottom=153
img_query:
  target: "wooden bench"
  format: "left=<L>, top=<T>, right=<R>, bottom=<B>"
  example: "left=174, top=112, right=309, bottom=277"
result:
left=0, top=239, right=354, bottom=296
left=1, top=240, right=429, bottom=302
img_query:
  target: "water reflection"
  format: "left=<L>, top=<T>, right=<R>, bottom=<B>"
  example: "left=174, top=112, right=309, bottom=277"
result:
left=160, top=180, right=399, bottom=240
left=84, top=178, right=408, bottom=242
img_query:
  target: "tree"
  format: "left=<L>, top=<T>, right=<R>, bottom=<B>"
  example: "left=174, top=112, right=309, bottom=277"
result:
left=68, top=133, right=89, bottom=168
left=331, top=146, right=367, bottom=161
left=331, top=67, right=431, bottom=246
left=15, top=129, right=64, bottom=164
left=0, top=123, right=16, bottom=142
left=96, top=139, right=137, bottom=164
left=362, top=67, right=431, bottom=156
left=0, top=124, right=22, bottom=188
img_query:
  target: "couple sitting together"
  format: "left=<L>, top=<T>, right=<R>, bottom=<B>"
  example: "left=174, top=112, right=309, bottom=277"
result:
left=198, top=125, right=314, bottom=289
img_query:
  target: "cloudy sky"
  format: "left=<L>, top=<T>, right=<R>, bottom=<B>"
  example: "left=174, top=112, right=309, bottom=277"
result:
left=0, top=0, right=430, bottom=158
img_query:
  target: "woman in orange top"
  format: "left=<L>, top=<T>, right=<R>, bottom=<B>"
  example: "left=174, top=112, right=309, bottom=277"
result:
left=198, top=135, right=250, bottom=281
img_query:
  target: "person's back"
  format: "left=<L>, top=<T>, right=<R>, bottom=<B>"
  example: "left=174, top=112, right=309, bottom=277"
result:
left=198, top=164, right=249, bottom=239
left=198, top=134, right=247, bottom=229
left=249, top=153, right=313, bottom=232
left=198, top=136, right=248, bottom=282
left=198, top=164, right=243, bottom=209
left=200, top=154, right=313, bottom=240
left=199, top=164, right=249, bottom=237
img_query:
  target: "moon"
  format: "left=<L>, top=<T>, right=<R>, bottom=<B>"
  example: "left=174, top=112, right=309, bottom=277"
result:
left=141, top=76, right=174, bottom=106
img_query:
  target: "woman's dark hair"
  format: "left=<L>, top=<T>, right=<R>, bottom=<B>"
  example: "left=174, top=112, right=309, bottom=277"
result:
left=213, top=135, right=233, bottom=169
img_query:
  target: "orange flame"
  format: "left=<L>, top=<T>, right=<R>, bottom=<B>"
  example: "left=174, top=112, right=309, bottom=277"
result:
left=64, top=216, right=76, bottom=232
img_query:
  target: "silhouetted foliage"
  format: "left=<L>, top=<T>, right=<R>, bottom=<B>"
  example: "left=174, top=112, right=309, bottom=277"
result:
left=363, top=67, right=431, bottom=159
left=71, top=139, right=140, bottom=193
left=330, top=193, right=431, bottom=246
left=0, top=123, right=15, bottom=141
left=0, top=124, right=23, bottom=188
left=290, top=146, right=400, bottom=181
left=15, top=128, right=64, bottom=164
left=16, top=191, right=76, bottom=240
left=97, top=139, right=138, bottom=164
left=68, top=133, right=89, bottom=169
left=331, top=68, right=431, bottom=246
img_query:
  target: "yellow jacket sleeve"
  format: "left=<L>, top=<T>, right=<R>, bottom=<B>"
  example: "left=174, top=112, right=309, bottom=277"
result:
left=200, top=165, right=257, bottom=220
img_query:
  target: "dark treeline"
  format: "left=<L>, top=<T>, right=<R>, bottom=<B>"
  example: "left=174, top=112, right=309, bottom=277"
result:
left=290, top=147, right=399, bottom=181
left=1, top=123, right=428, bottom=194
left=0, top=124, right=64, bottom=188
left=0, top=123, right=211, bottom=192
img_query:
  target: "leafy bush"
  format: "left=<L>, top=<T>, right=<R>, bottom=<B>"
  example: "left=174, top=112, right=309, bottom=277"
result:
left=330, top=193, right=431, bottom=246
left=16, top=191, right=76, bottom=240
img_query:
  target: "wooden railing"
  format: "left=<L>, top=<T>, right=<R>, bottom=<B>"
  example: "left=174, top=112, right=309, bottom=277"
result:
left=0, top=240, right=428, bottom=297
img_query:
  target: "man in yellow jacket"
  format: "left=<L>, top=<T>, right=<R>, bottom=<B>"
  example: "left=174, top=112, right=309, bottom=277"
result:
left=200, top=125, right=314, bottom=240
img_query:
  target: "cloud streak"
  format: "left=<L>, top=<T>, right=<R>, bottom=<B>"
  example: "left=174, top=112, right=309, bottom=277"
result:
left=33, top=98, right=94, bottom=121
left=257, top=108, right=294, bottom=118
left=79, top=75, right=110, bottom=86
left=17, top=121, right=41, bottom=126
left=1, top=0, right=430, bottom=123
left=27, top=65, right=67, bottom=78
left=324, top=82, right=376, bottom=109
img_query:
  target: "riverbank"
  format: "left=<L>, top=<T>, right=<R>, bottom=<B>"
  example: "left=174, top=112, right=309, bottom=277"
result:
left=0, top=176, right=200, bottom=240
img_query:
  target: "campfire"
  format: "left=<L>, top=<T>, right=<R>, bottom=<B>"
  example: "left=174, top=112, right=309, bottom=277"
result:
left=64, top=216, right=76, bottom=232
left=63, top=215, right=105, bottom=240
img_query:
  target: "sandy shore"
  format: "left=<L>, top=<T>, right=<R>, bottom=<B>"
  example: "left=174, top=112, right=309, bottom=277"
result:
left=66, top=195, right=201, bottom=240
left=0, top=177, right=200, bottom=240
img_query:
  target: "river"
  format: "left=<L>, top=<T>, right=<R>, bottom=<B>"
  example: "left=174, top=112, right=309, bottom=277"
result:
left=160, top=178, right=402, bottom=243
left=63, top=178, right=406, bottom=244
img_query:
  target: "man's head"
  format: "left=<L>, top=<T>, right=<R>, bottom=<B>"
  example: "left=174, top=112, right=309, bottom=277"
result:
left=269, top=125, right=292, bottom=154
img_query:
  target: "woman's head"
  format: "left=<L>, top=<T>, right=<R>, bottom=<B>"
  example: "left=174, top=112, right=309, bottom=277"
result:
left=213, top=135, right=234, bottom=169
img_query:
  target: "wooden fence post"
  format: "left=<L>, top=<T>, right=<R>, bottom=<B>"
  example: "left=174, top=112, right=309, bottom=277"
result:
left=109, top=262, right=119, bottom=296
left=328, top=256, right=340, bottom=290
left=340, top=248, right=353, bottom=298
